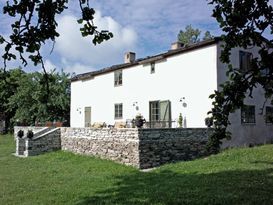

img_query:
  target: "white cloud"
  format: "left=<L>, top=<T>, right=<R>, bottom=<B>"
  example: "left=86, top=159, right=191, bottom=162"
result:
left=44, top=60, right=56, bottom=72
left=0, top=1, right=218, bottom=73
left=55, top=11, right=137, bottom=73
left=91, top=0, right=220, bottom=51
left=9, top=0, right=273, bottom=73
left=60, top=57, right=95, bottom=75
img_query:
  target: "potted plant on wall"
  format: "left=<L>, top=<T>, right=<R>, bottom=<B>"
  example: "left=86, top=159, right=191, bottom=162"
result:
left=178, top=113, right=183, bottom=128
left=133, top=113, right=146, bottom=128
left=27, top=130, right=34, bottom=139
left=17, top=130, right=24, bottom=138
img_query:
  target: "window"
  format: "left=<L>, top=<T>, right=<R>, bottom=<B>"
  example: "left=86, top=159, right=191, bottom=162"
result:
left=266, top=106, right=273, bottom=123
left=150, top=101, right=160, bottom=121
left=114, top=70, right=122, bottom=86
left=241, top=105, right=255, bottom=124
left=239, top=51, right=252, bottom=72
left=151, top=62, right=155, bottom=73
left=149, top=100, right=171, bottom=122
left=114, top=103, right=123, bottom=119
left=149, top=100, right=172, bottom=128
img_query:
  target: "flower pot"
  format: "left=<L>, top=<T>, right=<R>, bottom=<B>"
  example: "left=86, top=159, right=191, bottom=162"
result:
left=17, top=130, right=24, bottom=138
left=135, top=118, right=146, bottom=128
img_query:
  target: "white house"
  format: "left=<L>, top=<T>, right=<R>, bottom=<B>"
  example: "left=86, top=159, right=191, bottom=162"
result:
left=70, top=38, right=273, bottom=147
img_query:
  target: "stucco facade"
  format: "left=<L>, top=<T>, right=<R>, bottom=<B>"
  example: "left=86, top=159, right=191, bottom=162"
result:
left=70, top=39, right=273, bottom=147
left=216, top=45, right=273, bottom=147
left=71, top=43, right=218, bottom=128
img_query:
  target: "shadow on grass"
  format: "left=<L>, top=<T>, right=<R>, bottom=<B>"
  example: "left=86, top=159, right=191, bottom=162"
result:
left=76, top=167, right=273, bottom=205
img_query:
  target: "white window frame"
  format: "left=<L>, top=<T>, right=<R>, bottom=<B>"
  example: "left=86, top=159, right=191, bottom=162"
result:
left=114, top=70, right=123, bottom=86
left=114, top=103, right=123, bottom=119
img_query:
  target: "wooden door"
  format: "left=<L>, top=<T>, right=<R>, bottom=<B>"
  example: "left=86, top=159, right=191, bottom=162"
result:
left=84, top=107, right=91, bottom=127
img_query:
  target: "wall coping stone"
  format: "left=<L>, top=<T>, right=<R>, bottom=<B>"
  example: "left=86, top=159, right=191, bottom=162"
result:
left=33, top=128, right=60, bottom=140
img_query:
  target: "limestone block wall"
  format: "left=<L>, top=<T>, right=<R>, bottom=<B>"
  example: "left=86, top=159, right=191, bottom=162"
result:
left=138, top=128, right=211, bottom=169
left=14, top=126, right=211, bottom=169
left=60, top=128, right=210, bottom=169
left=16, top=138, right=25, bottom=155
left=60, top=128, right=140, bottom=167
left=14, top=127, right=61, bottom=157
left=24, top=128, right=61, bottom=156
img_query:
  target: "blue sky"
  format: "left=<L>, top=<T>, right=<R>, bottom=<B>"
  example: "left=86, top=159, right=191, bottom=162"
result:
left=0, top=0, right=222, bottom=74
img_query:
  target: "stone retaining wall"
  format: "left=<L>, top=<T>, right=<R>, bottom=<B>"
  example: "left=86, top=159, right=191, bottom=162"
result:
left=16, top=138, right=25, bottom=155
left=60, top=127, right=210, bottom=169
left=15, top=126, right=211, bottom=168
left=138, top=128, right=210, bottom=169
left=24, top=128, right=61, bottom=156
left=61, top=128, right=140, bottom=167
left=15, top=127, right=61, bottom=157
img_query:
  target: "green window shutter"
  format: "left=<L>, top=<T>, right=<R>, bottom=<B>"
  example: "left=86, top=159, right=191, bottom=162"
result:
left=160, top=100, right=171, bottom=122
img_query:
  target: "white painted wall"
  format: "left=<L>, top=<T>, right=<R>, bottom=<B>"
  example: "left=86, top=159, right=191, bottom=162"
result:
left=216, top=44, right=273, bottom=147
left=71, top=44, right=218, bottom=128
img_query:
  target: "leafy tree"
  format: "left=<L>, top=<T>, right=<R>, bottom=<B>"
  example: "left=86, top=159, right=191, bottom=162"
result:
left=206, top=0, right=273, bottom=153
left=178, top=25, right=201, bottom=45
left=0, top=0, right=113, bottom=72
left=177, top=25, right=213, bottom=46
left=0, top=68, right=24, bottom=131
left=6, top=70, right=70, bottom=127
left=203, top=31, right=214, bottom=41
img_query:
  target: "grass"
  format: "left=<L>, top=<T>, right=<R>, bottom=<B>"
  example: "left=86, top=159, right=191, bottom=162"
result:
left=0, top=134, right=273, bottom=205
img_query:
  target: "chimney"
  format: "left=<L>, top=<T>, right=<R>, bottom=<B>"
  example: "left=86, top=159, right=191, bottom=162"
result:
left=124, top=52, right=136, bottom=63
left=171, top=42, right=184, bottom=50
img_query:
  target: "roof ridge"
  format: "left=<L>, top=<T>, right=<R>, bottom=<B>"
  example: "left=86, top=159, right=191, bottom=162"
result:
left=71, top=38, right=220, bottom=82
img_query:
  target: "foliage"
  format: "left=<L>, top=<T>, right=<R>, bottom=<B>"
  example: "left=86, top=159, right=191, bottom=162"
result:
left=203, top=31, right=214, bottom=41
left=1, top=68, right=70, bottom=128
left=0, top=0, right=113, bottom=72
left=207, top=0, right=273, bottom=153
left=205, top=0, right=273, bottom=154
left=205, top=117, right=213, bottom=128
left=178, top=113, right=183, bottom=128
left=177, top=25, right=213, bottom=46
left=1, top=134, right=273, bottom=204
left=135, top=113, right=144, bottom=119
left=133, top=113, right=146, bottom=128
left=178, top=25, right=201, bottom=45
left=0, top=68, right=24, bottom=131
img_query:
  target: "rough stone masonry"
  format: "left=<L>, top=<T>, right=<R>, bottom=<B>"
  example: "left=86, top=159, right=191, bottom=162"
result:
left=15, top=126, right=211, bottom=169
left=60, top=127, right=211, bottom=169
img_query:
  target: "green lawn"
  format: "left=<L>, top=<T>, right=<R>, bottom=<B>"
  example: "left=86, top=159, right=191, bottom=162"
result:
left=1, top=134, right=273, bottom=205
